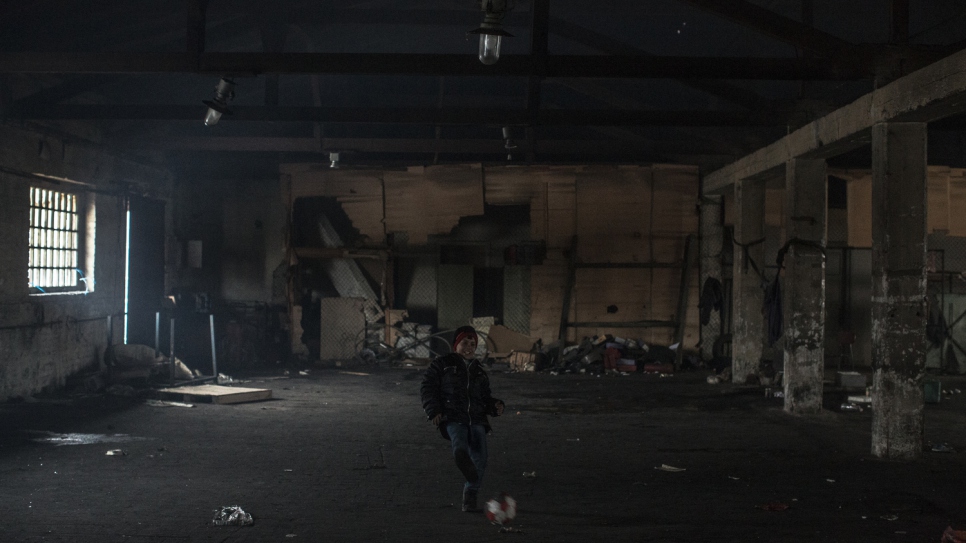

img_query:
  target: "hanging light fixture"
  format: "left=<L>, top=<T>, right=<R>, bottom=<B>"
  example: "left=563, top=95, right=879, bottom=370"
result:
left=202, top=78, right=236, bottom=126
left=468, top=0, right=514, bottom=65
left=502, top=126, right=517, bottom=161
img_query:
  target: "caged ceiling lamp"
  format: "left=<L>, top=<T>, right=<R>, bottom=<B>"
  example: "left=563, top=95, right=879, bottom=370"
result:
left=202, top=78, right=236, bottom=126
left=468, top=0, right=514, bottom=65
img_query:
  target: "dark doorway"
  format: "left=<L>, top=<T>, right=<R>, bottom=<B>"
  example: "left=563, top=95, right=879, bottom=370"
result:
left=126, top=196, right=166, bottom=348
left=473, top=267, right=504, bottom=319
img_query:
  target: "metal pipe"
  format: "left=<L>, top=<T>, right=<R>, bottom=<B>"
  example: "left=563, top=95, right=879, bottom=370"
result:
left=106, top=315, right=113, bottom=347
left=169, top=317, right=176, bottom=382
left=209, top=314, right=218, bottom=384
left=154, top=312, right=160, bottom=358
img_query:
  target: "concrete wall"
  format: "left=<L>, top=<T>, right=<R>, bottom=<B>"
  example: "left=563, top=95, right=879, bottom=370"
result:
left=0, top=124, right=171, bottom=401
left=220, top=178, right=288, bottom=304
left=170, top=176, right=287, bottom=306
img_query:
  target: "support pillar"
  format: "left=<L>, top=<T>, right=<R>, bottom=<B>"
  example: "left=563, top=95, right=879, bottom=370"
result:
left=870, top=122, right=927, bottom=461
left=783, top=159, right=827, bottom=414
left=732, top=179, right=765, bottom=383
left=699, top=195, right=723, bottom=361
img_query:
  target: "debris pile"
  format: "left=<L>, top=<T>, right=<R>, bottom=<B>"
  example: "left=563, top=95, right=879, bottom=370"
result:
left=539, top=335, right=678, bottom=375
left=212, top=505, right=254, bottom=527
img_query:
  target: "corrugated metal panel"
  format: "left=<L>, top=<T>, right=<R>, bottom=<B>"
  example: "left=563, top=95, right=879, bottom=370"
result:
left=437, top=264, right=473, bottom=331
left=503, top=265, right=531, bottom=335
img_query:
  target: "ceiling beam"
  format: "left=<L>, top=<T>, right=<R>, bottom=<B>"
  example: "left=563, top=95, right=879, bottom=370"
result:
left=113, top=135, right=732, bottom=157
left=0, top=75, right=122, bottom=116
left=676, top=0, right=856, bottom=57
left=186, top=0, right=208, bottom=60
left=0, top=52, right=874, bottom=80
left=526, top=0, right=551, bottom=161
left=890, top=0, right=910, bottom=45
left=284, top=7, right=529, bottom=28
left=703, top=46, right=966, bottom=193
left=8, top=104, right=785, bottom=127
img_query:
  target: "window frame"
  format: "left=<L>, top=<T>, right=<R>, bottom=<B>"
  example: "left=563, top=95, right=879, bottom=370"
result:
left=27, top=185, right=91, bottom=295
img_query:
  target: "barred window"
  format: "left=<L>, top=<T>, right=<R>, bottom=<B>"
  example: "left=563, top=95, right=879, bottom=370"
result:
left=28, top=187, right=82, bottom=291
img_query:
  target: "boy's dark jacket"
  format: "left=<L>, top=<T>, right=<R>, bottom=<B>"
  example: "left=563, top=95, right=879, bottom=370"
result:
left=420, top=352, right=502, bottom=439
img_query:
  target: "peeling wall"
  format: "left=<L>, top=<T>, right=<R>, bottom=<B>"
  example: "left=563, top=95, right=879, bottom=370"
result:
left=0, top=124, right=172, bottom=401
left=280, top=163, right=701, bottom=348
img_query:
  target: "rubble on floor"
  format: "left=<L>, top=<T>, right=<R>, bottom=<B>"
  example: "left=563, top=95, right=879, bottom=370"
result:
left=536, top=334, right=683, bottom=376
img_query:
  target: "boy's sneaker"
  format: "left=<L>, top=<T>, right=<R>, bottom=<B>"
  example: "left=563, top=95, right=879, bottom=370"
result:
left=462, top=489, right=478, bottom=512
left=454, top=449, right=478, bottom=483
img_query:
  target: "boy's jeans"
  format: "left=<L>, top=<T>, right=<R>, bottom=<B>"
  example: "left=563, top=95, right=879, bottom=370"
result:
left=446, top=422, right=488, bottom=492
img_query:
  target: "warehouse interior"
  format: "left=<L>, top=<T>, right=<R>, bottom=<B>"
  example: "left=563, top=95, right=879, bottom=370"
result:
left=2, top=1, right=966, bottom=541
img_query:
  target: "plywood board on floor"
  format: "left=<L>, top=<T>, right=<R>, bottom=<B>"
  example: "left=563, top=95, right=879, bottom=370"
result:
left=157, top=385, right=272, bottom=404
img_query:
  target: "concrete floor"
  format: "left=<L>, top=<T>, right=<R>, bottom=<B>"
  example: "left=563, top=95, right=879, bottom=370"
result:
left=1, top=367, right=965, bottom=542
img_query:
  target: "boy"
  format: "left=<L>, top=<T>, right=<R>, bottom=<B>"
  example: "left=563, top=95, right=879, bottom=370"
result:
left=420, top=325, right=505, bottom=512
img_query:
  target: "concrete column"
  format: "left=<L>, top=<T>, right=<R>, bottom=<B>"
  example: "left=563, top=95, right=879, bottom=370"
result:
left=870, top=122, right=928, bottom=461
left=783, top=159, right=827, bottom=414
left=699, top=195, right=723, bottom=361
left=732, top=180, right=766, bottom=383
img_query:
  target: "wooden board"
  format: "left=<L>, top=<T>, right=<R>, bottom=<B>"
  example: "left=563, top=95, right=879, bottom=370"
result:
left=157, top=385, right=272, bottom=405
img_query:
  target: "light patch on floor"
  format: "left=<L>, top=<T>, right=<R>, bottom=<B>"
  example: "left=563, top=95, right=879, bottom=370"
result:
left=27, top=431, right=151, bottom=446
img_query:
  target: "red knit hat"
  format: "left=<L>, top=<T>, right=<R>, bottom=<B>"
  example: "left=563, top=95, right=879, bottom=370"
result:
left=453, top=326, right=478, bottom=349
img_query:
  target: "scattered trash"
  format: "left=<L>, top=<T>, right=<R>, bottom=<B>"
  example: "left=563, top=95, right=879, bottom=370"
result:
left=880, top=514, right=899, bottom=521
left=298, top=370, right=309, bottom=376
left=515, top=411, right=521, bottom=415
left=566, top=438, right=580, bottom=442
left=942, top=526, right=966, bottom=543
left=286, top=535, right=297, bottom=538
left=931, top=443, right=955, bottom=453
left=145, top=399, right=195, bottom=408
left=212, top=505, right=254, bottom=526
left=218, top=373, right=235, bottom=383
left=105, top=449, right=126, bottom=456
left=728, top=476, right=740, bottom=480
left=499, top=527, right=525, bottom=534
left=284, top=469, right=294, bottom=472
left=826, top=479, right=836, bottom=483
left=707, top=375, right=721, bottom=385
left=757, top=503, right=789, bottom=512
left=522, top=471, right=537, bottom=478
left=840, top=402, right=863, bottom=412
left=485, top=493, right=517, bottom=526
left=773, top=391, right=785, bottom=398
left=655, top=464, right=686, bottom=472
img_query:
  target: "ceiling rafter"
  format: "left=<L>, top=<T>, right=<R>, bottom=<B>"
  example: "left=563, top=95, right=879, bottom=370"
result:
left=675, top=0, right=857, bottom=57
left=548, top=16, right=776, bottom=112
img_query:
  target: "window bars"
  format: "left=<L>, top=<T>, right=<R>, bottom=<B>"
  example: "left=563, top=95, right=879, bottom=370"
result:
left=28, top=187, right=80, bottom=290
